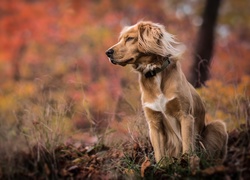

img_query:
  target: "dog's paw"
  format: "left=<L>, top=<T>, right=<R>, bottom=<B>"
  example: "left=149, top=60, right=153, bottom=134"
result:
left=189, top=155, right=200, bottom=175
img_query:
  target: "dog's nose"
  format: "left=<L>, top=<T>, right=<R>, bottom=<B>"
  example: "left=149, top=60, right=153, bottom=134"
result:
left=105, top=49, right=114, bottom=58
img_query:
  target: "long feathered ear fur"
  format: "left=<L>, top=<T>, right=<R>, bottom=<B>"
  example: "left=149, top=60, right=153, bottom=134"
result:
left=137, top=22, right=180, bottom=57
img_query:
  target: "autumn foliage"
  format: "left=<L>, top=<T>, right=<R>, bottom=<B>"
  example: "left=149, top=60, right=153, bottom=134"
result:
left=0, top=0, right=250, bottom=179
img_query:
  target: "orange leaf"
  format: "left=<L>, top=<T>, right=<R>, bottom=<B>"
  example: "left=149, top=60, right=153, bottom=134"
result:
left=141, top=156, right=151, bottom=177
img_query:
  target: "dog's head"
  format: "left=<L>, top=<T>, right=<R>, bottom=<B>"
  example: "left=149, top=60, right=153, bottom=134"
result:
left=105, top=21, right=179, bottom=66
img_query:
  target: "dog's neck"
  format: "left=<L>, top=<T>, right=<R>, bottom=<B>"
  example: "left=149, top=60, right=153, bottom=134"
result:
left=133, top=54, right=172, bottom=78
left=145, top=55, right=171, bottom=78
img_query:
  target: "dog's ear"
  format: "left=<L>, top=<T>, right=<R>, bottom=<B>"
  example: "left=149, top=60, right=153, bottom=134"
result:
left=138, top=23, right=164, bottom=55
left=137, top=22, right=180, bottom=57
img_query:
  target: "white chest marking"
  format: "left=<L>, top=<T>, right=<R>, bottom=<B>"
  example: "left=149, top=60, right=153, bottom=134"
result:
left=144, top=94, right=174, bottom=112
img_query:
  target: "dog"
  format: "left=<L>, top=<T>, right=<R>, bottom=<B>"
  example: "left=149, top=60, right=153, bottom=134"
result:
left=106, top=21, right=228, bottom=163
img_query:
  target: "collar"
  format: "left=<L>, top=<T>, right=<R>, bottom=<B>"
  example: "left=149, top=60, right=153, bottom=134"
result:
left=145, top=54, right=171, bottom=78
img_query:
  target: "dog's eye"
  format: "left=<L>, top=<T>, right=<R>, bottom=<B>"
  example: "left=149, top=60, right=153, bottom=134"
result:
left=126, top=37, right=134, bottom=42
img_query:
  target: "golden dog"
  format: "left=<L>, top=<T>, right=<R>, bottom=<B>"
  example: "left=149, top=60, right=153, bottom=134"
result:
left=106, top=21, right=228, bottom=163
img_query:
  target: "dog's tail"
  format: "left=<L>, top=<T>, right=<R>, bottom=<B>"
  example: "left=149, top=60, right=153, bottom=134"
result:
left=200, top=120, right=228, bottom=161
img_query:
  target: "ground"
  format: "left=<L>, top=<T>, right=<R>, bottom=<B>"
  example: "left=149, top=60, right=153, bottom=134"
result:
left=1, top=124, right=250, bottom=179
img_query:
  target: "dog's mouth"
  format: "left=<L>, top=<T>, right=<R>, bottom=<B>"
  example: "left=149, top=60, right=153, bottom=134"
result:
left=110, top=59, right=117, bottom=65
left=109, top=58, right=134, bottom=66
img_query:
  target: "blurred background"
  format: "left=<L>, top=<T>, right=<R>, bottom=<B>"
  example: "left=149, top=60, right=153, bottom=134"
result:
left=0, top=0, right=249, bottom=150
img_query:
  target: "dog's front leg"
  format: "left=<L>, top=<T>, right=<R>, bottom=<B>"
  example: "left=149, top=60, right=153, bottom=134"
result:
left=149, top=124, right=166, bottom=162
left=144, top=108, right=165, bottom=162
left=180, top=114, right=195, bottom=154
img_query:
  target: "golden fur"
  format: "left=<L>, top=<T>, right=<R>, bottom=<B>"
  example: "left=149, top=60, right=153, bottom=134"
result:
left=106, top=21, right=228, bottom=163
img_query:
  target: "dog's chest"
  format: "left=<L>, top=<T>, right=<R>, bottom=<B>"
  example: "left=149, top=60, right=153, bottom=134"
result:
left=144, top=94, right=174, bottom=112
left=141, top=74, right=174, bottom=112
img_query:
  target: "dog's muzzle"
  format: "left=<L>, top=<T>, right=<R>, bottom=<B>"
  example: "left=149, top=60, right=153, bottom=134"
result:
left=106, top=49, right=117, bottom=64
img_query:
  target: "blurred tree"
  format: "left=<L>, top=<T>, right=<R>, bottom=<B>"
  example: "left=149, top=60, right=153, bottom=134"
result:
left=189, top=0, right=222, bottom=88
left=12, top=43, right=27, bottom=81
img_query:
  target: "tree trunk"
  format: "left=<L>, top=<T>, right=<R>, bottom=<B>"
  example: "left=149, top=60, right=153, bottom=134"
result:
left=12, top=43, right=27, bottom=81
left=189, top=0, right=222, bottom=88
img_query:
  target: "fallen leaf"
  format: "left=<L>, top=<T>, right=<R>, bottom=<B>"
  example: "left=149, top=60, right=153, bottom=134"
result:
left=86, top=146, right=96, bottom=154
left=68, top=165, right=80, bottom=174
left=72, top=157, right=83, bottom=164
left=202, top=165, right=226, bottom=175
left=141, top=156, right=151, bottom=177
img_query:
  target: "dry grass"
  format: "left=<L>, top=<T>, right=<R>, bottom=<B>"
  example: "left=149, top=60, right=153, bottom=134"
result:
left=0, top=77, right=249, bottom=179
left=0, top=83, right=75, bottom=178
